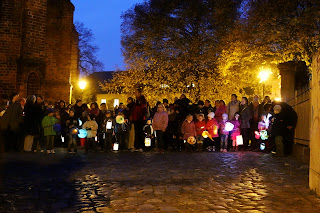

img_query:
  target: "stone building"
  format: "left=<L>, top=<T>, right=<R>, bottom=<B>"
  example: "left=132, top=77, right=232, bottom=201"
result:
left=0, top=0, right=79, bottom=103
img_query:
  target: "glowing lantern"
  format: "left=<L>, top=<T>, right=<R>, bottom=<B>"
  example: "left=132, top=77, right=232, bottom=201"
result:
left=113, top=142, right=119, bottom=151
left=106, top=120, right=112, bottom=130
left=255, top=131, right=260, bottom=139
left=71, top=128, right=79, bottom=135
left=61, top=135, right=64, bottom=143
left=78, top=129, right=87, bottom=138
left=95, top=136, right=98, bottom=142
left=187, top=136, right=196, bottom=145
left=213, top=126, right=218, bottom=135
left=78, top=119, right=83, bottom=126
left=260, top=130, right=269, bottom=140
left=145, top=138, right=151, bottom=147
left=116, top=115, right=124, bottom=124
left=225, top=122, right=234, bottom=132
left=260, top=142, right=266, bottom=151
left=236, top=135, right=243, bottom=145
left=202, top=131, right=213, bottom=141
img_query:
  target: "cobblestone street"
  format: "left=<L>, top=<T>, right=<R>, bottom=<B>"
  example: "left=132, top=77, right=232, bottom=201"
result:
left=0, top=150, right=319, bottom=213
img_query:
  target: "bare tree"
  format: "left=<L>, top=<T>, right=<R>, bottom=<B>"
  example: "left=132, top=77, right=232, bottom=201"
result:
left=75, top=21, right=104, bottom=75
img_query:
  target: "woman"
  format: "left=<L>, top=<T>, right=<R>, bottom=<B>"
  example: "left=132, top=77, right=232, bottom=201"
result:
left=239, top=97, right=252, bottom=150
left=152, top=104, right=168, bottom=153
left=215, top=100, right=227, bottom=123
left=23, top=95, right=38, bottom=152
left=89, top=102, right=100, bottom=117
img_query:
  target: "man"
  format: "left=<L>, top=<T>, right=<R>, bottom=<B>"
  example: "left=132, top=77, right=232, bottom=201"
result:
left=32, top=95, right=46, bottom=152
left=212, top=100, right=220, bottom=113
left=227, top=94, right=240, bottom=120
left=73, top=100, right=83, bottom=119
left=203, top=100, right=214, bottom=117
left=125, top=97, right=135, bottom=150
left=132, top=89, right=147, bottom=152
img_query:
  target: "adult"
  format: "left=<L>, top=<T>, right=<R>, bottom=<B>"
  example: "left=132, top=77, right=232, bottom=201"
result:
left=73, top=100, right=83, bottom=119
left=0, top=92, right=23, bottom=152
left=96, top=103, right=107, bottom=149
left=212, top=100, right=220, bottom=113
left=0, top=94, right=9, bottom=112
left=89, top=102, right=100, bottom=117
left=23, top=95, right=38, bottom=152
left=163, top=99, right=169, bottom=109
left=227, top=94, right=240, bottom=120
left=203, top=100, right=214, bottom=117
left=239, top=97, right=252, bottom=150
left=125, top=97, right=135, bottom=150
left=152, top=104, right=169, bottom=153
left=33, top=95, right=46, bottom=152
left=131, top=88, right=147, bottom=151
left=215, top=100, right=227, bottom=123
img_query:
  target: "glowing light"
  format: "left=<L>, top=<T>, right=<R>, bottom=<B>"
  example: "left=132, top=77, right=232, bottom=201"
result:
left=258, top=68, right=272, bottom=83
left=275, top=97, right=281, bottom=102
left=79, top=80, right=87, bottom=90
left=78, top=129, right=87, bottom=138
left=71, top=128, right=79, bottom=135
left=236, top=135, right=243, bottom=145
left=113, top=142, right=119, bottom=151
left=225, top=122, right=234, bottom=132
left=260, top=142, right=266, bottom=151
left=187, top=136, right=196, bottom=145
left=145, top=138, right=151, bottom=147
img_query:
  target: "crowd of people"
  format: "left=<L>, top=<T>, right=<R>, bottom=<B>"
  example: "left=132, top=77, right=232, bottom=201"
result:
left=0, top=89, right=298, bottom=157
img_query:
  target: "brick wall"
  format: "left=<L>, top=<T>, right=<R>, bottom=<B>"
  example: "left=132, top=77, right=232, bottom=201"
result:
left=0, top=0, right=79, bottom=102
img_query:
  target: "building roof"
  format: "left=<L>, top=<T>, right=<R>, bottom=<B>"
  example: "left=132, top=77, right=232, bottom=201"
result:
left=86, top=71, right=115, bottom=94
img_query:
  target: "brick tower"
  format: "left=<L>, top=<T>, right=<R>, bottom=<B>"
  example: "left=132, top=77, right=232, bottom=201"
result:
left=0, top=0, right=79, bottom=103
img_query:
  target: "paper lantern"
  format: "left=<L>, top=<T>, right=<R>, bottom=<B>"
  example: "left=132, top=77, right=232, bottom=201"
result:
left=145, top=138, right=151, bottom=147
left=202, top=131, right=213, bottom=141
left=187, top=136, right=196, bottom=145
left=78, top=119, right=82, bottom=126
left=78, top=129, right=87, bottom=138
left=106, top=120, right=112, bottom=130
left=260, top=130, right=269, bottom=141
left=225, top=122, right=234, bottom=132
left=116, top=115, right=124, bottom=124
left=71, top=128, right=79, bottom=135
left=260, top=142, right=266, bottom=150
left=236, top=135, right=243, bottom=145
left=255, top=131, right=260, bottom=139
left=61, top=135, right=64, bottom=143
left=213, top=126, right=218, bottom=135
left=113, top=142, right=119, bottom=151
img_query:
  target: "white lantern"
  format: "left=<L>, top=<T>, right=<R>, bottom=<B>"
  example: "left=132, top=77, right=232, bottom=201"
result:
left=260, top=142, right=266, bottom=151
left=61, top=135, right=64, bottom=143
left=106, top=121, right=112, bottom=130
left=225, top=122, right=234, bottom=132
left=95, top=136, right=98, bottom=142
left=113, top=142, right=119, bottom=151
left=145, top=138, right=151, bottom=147
left=236, top=135, right=243, bottom=146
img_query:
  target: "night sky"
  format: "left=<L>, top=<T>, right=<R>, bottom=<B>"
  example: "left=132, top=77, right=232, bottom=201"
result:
left=70, top=0, right=144, bottom=71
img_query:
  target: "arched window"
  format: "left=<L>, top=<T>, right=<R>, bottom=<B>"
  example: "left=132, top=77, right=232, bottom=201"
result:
left=27, top=72, right=41, bottom=96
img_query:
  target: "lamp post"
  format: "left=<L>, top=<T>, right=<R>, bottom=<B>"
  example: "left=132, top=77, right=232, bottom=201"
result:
left=79, top=80, right=86, bottom=91
left=258, top=68, right=271, bottom=98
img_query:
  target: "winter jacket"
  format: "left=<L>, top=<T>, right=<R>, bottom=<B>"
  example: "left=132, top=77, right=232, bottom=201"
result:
left=143, top=124, right=153, bottom=138
left=240, top=104, right=252, bottom=129
left=82, top=120, right=98, bottom=138
left=152, top=111, right=168, bottom=131
left=206, top=118, right=219, bottom=138
left=42, top=115, right=58, bottom=136
left=132, top=96, right=147, bottom=121
left=181, top=120, right=197, bottom=140
left=231, top=119, right=241, bottom=140
left=23, top=102, right=39, bottom=135
left=0, top=102, right=23, bottom=132
left=215, top=105, right=227, bottom=122
left=271, top=113, right=287, bottom=136
left=227, top=100, right=240, bottom=120
left=195, top=120, right=206, bottom=136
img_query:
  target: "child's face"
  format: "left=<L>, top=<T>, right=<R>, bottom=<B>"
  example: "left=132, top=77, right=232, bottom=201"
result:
left=222, top=116, right=227, bottom=121
left=198, top=116, right=204, bottom=121
left=235, top=114, right=240, bottom=119
left=147, top=120, right=151, bottom=125
left=106, top=113, right=111, bottom=117
left=261, top=115, right=266, bottom=120
left=69, top=111, right=74, bottom=117
left=187, top=116, right=193, bottom=122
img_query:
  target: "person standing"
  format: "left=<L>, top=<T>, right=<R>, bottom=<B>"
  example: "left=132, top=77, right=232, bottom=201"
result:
left=131, top=89, right=147, bottom=152
left=152, top=104, right=168, bottom=153
left=227, top=94, right=240, bottom=121
left=23, top=95, right=37, bottom=152
left=239, top=97, right=252, bottom=150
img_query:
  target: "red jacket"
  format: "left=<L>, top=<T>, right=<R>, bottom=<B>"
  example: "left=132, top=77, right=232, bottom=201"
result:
left=195, top=120, right=206, bottom=136
left=131, top=96, right=147, bottom=121
left=181, top=120, right=197, bottom=140
left=206, top=118, right=219, bottom=138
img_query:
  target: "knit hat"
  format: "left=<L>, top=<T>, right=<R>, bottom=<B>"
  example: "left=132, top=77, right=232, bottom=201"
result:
left=208, top=112, right=215, bottom=118
left=222, top=113, right=228, bottom=118
left=273, top=105, right=282, bottom=111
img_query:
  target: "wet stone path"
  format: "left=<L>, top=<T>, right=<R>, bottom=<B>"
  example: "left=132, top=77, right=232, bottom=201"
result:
left=0, top=150, right=319, bottom=213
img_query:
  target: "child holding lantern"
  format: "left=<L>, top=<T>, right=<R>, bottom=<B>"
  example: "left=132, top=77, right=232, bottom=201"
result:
left=195, top=113, right=206, bottom=152
left=181, top=114, right=197, bottom=152
left=230, top=112, right=241, bottom=151
left=205, top=112, right=219, bottom=152
left=219, top=113, right=233, bottom=152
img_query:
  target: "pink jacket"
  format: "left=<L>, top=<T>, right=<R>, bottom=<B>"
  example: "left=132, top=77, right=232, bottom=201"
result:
left=152, top=111, right=168, bottom=131
left=181, top=120, right=197, bottom=140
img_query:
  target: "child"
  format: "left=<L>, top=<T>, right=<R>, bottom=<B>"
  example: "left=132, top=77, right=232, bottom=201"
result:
left=219, top=113, right=230, bottom=152
left=230, top=113, right=241, bottom=151
left=115, top=112, right=128, bottom=151
left=65, top=109, right=79, bottom=153
left=143, top=118, right=154, bottom=148
left=206, top=112, right=219, bottom=152
left=103, top=110, right=115, bottom=152
left=42, top=108, right=58, bottom=154
left=195, top=113, right=206, bottom=152
left=254, top=114, right=269, bottom=152
left=82, top=114, right=98, bottom=154
left=181, top=114, right=197, bottom=151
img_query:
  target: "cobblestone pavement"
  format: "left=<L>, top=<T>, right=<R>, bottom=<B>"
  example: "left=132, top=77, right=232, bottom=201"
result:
left=0, top=149, right=319, bottom=213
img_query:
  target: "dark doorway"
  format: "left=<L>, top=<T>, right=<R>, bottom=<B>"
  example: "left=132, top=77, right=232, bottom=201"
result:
left=27, top=72, right=41, bottom=96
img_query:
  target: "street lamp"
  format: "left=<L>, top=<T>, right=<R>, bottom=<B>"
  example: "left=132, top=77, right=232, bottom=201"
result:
left=79, top=80, right=86, bottom=91
left=258, top=68, right=271, bottom=97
